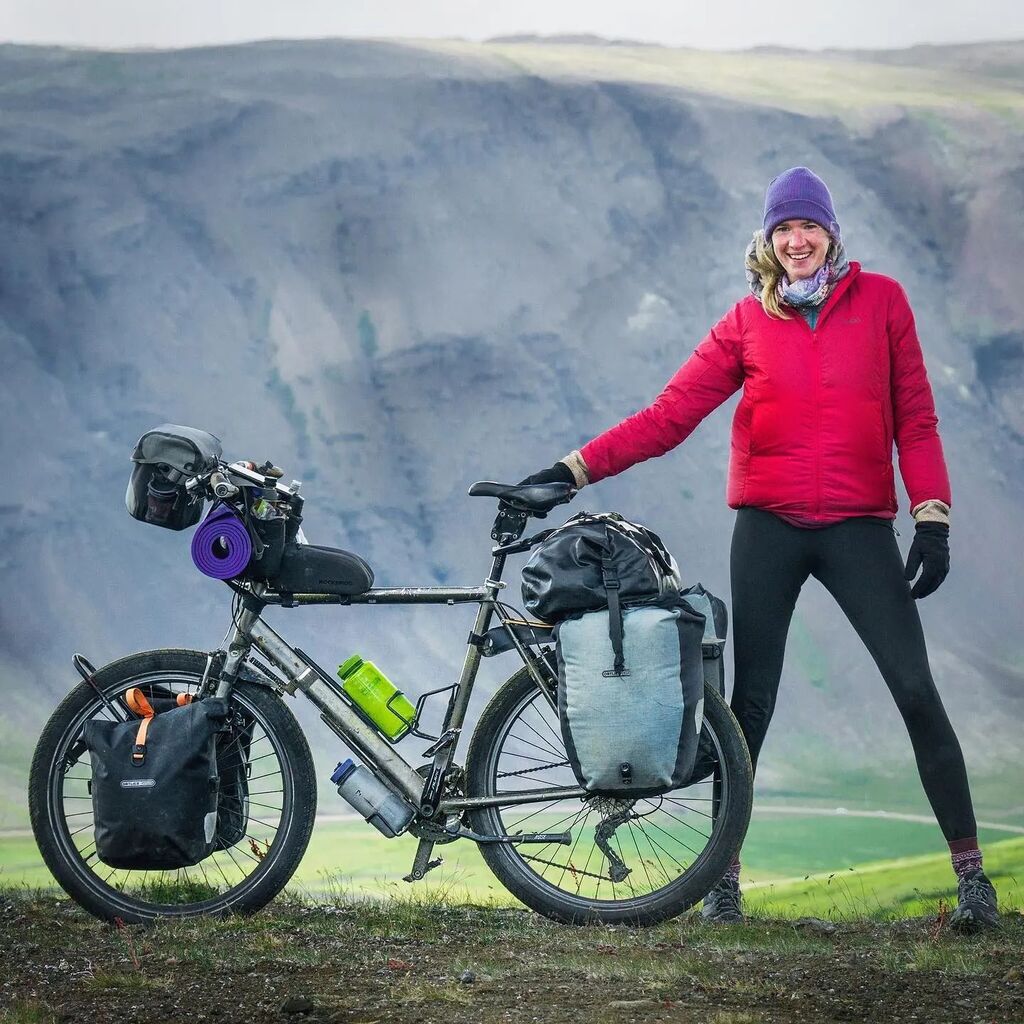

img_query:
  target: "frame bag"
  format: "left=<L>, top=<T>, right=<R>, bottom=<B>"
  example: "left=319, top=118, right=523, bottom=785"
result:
left=83, top=694, right=227, bottom=870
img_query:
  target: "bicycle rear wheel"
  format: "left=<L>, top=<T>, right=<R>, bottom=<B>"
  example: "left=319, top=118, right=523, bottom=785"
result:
left=29, top=649, right=316, bottom=923
left=465, top=666, right=752, bottom=925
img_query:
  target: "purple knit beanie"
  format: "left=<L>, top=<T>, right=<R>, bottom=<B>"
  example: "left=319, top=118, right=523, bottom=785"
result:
left=762, top=166, right=840, bottom=239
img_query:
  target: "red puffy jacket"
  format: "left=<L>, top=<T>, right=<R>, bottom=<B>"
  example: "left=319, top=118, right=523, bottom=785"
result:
left=579, top=263, right=951, bottom=525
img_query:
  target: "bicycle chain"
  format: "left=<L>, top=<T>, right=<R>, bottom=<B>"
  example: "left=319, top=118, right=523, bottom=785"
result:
left=497, top=759, right=571, bottom=779
left=519, top=852, right=615, bottom=883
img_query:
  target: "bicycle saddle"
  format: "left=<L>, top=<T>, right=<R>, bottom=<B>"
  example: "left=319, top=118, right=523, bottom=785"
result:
left=468, top=480, right=574, bottom=514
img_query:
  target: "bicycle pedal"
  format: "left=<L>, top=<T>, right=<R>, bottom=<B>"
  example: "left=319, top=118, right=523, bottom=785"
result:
left=403, top=856, right=444, bottom=883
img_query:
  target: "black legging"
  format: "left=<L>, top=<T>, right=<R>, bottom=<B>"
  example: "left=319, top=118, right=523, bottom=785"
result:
left=729, top=506, right=977, bottom=841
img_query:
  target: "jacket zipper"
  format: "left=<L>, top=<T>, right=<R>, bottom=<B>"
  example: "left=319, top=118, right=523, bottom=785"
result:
left=799, top=316, right=823, bottom=519
left=813, top=336, right=822, bottom=517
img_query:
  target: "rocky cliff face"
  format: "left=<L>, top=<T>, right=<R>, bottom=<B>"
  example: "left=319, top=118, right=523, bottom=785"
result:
left=1, top=38, right=1022, bottom=824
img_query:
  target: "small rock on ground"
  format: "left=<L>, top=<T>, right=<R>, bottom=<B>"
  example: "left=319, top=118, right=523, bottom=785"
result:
left=280, top=995, right=315, bottom=1014
left=794, top=917, right=839, bottom=935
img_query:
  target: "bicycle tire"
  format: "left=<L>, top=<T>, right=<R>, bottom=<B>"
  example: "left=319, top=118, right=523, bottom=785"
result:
left=465, top=667, right=752, bottom=925
left=29, top=648, right=316, bottom=923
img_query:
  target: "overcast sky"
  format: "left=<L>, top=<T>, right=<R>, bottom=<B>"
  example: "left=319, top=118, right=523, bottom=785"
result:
left=3, top=0, right=1024, bottom=52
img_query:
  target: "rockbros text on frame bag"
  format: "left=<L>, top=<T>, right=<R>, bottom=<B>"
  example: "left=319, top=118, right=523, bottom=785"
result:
left=554, top=595, right=705, bottom=796
left=83, top=695, right=227, bottom=870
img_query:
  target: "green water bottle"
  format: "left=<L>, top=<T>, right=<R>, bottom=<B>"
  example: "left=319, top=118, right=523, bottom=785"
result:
left=337, top=655, right=415, bottom=741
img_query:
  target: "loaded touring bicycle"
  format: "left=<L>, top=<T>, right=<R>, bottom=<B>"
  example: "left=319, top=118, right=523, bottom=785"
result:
left=30, top=425, right=752, bottom=925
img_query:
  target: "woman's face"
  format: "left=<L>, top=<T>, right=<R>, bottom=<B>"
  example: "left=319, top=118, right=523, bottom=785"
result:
left=771, top=219, right=830, bottom=281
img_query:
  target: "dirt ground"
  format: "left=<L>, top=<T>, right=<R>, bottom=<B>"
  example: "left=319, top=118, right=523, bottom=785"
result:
left=1, top=892, right=1022, bottom=1024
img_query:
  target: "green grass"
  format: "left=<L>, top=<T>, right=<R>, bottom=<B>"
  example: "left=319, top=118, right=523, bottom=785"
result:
left=0, top=1002, right=57, bottom=1024
left=417, top=39, right=1024, bottom=121
left=5, top=817, right=1023, bottom=918
left=750, top=836, right=1024, bottom=920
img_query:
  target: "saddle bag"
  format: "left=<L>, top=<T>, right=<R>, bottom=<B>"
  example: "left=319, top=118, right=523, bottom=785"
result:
left=554, top=595, right=705, bottom=796
left=83, top=694, right=227, bottom=870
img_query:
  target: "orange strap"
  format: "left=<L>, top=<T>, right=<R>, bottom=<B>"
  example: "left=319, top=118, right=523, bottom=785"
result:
left=126, top=687, right=155, bottom=765
left=125, top=689, right=191, bottom=765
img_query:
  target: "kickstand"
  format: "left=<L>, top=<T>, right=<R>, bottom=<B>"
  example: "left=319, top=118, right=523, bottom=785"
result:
left=403, top=838, right=443, bottom=882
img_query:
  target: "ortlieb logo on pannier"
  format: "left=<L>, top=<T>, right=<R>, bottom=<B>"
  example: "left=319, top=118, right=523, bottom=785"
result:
left=522, top=511, right=705, bottom=797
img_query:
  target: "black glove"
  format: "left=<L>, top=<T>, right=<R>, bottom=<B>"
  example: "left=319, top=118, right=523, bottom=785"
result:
left=491, top=462, right=575, bottom=540
left=518, top=462, right=575, bottom=488
left=903, top=521, right=949, bottom=600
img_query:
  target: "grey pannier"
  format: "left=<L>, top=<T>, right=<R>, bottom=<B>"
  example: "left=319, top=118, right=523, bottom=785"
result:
left=554, top=594, right=706, bottom=797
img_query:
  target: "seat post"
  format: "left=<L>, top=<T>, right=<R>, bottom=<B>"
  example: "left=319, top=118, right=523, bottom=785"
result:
left=486, top=551, right=508, bottom=587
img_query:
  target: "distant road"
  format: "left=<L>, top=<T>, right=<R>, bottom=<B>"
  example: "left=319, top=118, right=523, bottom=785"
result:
left=752, top=804, right=1024, bottom=834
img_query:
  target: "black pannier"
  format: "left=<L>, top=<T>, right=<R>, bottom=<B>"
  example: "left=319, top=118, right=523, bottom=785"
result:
left=126, top=424, right=222, bottom=531
left=522, top=511, right=682, bottom=676
left=83, top=693, right=227, bottom=870
left=89, top=685, right=253, bottom=852
left=213, top=713, right=254, bottom=851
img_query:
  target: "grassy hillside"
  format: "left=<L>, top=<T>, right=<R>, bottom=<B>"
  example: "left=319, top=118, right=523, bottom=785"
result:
left=423, top=39, right=1024, bottom=119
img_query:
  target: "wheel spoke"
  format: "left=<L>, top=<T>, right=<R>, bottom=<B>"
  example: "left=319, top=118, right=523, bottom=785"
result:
left=472, top=670, right=749, bottom=920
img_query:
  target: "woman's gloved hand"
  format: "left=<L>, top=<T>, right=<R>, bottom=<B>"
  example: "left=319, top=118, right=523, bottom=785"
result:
left=491, top=462, right=575, bottom=540
left=903, top=522, right=950, bottom=599
left=518, top=462, right=575, bottom=488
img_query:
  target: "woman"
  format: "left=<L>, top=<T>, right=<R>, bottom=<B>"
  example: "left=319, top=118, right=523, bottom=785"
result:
left=505, top=167, right=998, bottom=930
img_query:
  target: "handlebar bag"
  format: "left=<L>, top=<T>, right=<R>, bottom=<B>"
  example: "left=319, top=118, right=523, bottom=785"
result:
left=125, top=424, right=222, bottom=531
left=129, top=424, right=223, bottom=475
left=554, top=594, right=705, bottom=797
left=82, top=696, right=227, bottom=870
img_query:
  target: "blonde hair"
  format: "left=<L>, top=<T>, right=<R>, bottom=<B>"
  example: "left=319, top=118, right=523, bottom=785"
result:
left=746, top=230, right=790, bottom=320
left=746, top=229, right=842, bottom=320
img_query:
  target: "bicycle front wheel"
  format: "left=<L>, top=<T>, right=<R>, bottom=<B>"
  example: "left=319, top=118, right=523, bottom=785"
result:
left=29, top=649, right=316, bottom=923
left=466, top=667, right=752, bottom=925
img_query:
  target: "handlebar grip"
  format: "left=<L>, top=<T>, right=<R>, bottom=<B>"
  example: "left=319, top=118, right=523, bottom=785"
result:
left=210, top=472, right=236, bottom=499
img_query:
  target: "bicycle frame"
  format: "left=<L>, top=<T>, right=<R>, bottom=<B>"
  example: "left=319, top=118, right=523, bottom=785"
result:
left=210, top=542, right=586, bottom=876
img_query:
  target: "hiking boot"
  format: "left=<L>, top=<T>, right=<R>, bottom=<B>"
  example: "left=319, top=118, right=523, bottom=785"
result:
left=700, top=876, right=743, bottom=923
left=949, top=868, right=999, bottom=931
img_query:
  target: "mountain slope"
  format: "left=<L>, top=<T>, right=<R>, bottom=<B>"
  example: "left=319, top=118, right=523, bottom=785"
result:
left=0, top=38, right=1022, bottom=826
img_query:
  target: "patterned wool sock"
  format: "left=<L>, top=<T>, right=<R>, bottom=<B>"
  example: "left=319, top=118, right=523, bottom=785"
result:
left=725, top=858, right=741, bottom=884
left=949, top=837, right=983, bottom=878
